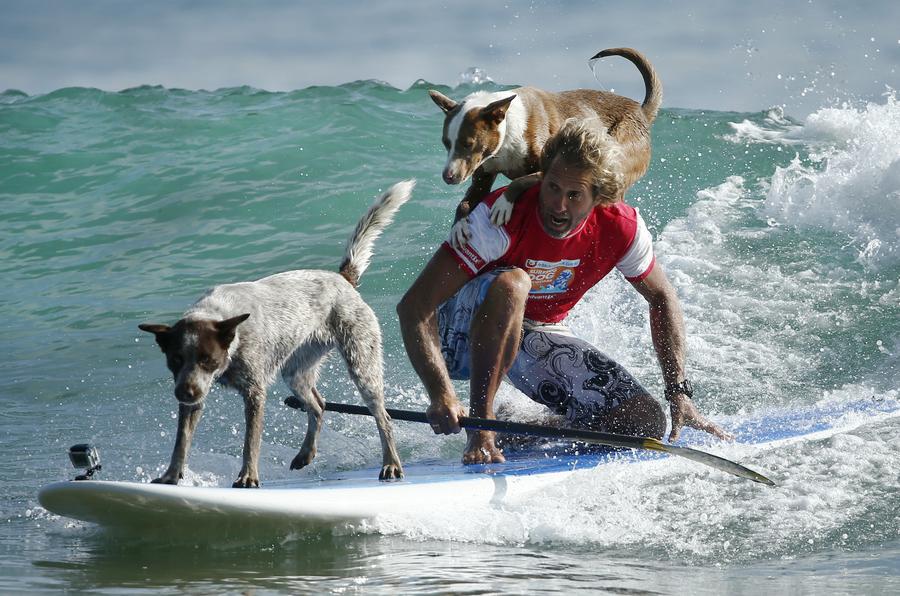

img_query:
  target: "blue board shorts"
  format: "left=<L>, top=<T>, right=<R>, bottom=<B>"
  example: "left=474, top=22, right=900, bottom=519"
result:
left=438, top=270, right=650, bottom=428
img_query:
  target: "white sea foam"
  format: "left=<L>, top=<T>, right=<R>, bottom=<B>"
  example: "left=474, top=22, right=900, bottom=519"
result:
left=357, top=388, right=899, bottom=561
left=725, top=106, right=806, bottom=145
left=457, top=66, right=494, bottom=86
left=733, top=93, right=900, bottom=268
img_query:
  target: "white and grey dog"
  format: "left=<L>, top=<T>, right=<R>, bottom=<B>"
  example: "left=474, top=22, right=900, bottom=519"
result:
left=139, top=180, right=414, bottom=487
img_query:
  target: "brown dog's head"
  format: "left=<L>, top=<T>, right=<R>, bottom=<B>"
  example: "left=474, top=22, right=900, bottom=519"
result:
left=139, top=314, right=249, bottom=405
left=429, top=90, right=516, bottom=185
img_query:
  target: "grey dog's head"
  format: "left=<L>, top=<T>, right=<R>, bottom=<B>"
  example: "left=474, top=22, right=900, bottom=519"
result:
left=139, top=314, right=249, bottom=405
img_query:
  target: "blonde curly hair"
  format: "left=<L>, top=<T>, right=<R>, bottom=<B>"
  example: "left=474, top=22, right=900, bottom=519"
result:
left=539, top=118, right=624, bottom=205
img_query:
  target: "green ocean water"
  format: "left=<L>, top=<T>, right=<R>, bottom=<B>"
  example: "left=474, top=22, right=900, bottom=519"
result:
left=1, top=83, right=898, bottom=594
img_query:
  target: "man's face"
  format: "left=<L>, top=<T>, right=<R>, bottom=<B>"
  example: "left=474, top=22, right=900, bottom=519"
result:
left=538, top=157, right=600, bottom=238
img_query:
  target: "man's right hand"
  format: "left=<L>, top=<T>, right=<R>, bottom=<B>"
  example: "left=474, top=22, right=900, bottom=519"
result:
left=426, top=398, right=466, bottom=434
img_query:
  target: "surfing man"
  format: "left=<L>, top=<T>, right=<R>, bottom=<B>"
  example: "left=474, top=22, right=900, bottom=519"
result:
left=397, top=119, right=732, bottom=463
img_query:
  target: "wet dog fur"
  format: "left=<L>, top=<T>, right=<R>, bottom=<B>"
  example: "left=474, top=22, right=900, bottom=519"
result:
left=138, top=181, right=414, bottom=487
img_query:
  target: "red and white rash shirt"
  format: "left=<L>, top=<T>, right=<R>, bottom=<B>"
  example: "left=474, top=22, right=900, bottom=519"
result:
left=443, top=184, right=656, bottom=324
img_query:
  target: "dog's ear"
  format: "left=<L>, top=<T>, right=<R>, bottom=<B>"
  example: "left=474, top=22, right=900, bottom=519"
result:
left=214, top=313, right=250, bottom=348
left=429, top=90, right=458, bottom=114
left=481, top=95, right=516, bottom=124
left=139, top=323, right=172, bottom=352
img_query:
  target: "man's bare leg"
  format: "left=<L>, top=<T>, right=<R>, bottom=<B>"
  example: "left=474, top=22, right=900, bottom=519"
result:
left=464, top=268, right=531, bottom=464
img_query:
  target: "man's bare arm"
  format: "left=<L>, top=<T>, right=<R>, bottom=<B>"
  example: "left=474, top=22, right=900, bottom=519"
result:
left=397, top=248, right=472, bottom=433
left=630, top=265, right=734, bottom=442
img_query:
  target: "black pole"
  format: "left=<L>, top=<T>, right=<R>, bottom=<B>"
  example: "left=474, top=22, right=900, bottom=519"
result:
left=285, top=398, right=775, bottom=486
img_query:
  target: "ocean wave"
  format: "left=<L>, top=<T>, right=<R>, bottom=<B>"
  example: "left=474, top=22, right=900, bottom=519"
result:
left=764, top=93, right=900, bottom=268
left=723, top=94, right=900, bottom=268
left=725, top=106, right=805, bottom=145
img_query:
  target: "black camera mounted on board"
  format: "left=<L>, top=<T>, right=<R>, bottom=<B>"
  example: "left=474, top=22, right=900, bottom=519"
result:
left=68, top=444, right=101, bottom=480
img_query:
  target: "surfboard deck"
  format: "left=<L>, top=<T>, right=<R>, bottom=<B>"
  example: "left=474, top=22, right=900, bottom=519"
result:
left=38, top=451, right=616, bottom=530
left=38, top=396, right=898, bottom=530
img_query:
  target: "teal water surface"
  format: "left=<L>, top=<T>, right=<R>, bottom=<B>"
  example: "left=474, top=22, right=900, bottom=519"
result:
left=1, top=83, right=898, bottom=594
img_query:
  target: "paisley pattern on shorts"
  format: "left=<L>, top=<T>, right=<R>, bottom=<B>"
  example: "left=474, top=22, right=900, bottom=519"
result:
left=437, top=270, right=649, bottom=429
left=508, top=329, right=648, bottom=427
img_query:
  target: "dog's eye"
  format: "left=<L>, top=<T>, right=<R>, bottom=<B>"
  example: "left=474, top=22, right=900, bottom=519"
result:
left=198, top=356, right=218, bottom=371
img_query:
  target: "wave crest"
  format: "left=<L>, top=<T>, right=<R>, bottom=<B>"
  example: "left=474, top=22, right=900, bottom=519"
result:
left=764, top=93, right=900, bottom=268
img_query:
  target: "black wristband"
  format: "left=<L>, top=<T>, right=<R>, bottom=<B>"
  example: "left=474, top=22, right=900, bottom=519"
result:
left=664, top=379, right=694, bottom=401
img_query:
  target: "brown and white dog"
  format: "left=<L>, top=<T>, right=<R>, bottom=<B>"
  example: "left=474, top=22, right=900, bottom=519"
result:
left=429, top=47, right=662, bottom=231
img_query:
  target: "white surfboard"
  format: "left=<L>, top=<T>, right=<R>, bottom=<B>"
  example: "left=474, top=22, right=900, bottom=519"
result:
left=38, top=396, right=898, bottom=530
left=38, top=453, right=604, bottom=530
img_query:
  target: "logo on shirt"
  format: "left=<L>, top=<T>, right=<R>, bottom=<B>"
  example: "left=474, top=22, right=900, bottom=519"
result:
left=457, top=242, right=485, bottom=271
left=526, top=258, right=579, bottom=294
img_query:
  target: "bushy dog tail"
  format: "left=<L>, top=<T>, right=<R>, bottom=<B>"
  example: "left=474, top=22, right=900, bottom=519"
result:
left=339, top=180, right=415, bottom=287
left=589, top=47, right=663, bottom=123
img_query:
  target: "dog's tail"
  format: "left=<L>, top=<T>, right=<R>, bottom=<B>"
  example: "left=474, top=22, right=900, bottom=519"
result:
left=590, top=47, right=663, bottom=123
left=339, top=180, right=415, bottom=287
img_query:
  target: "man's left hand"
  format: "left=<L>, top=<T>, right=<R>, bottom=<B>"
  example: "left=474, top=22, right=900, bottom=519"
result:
left=668, top=394, right=734, bottom=442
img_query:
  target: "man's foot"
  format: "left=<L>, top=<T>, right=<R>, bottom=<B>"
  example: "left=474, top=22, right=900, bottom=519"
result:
left=462, top=430, right=505, bottom=464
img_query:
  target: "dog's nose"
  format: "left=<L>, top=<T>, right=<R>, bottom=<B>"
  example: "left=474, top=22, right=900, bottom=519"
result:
left=175, top=383, right=202, bottom=403
left=442, top=168, right=462, bottom=185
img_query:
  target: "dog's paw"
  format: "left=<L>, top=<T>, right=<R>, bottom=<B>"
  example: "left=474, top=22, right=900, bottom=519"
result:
left=151, top=468, right=181, bottom=485
left=232, top=474, right=260, bottom=488
left=490, top=194, right=514, bottom=226
left=449, top=218, right=471, bottom=249
left=378, top=464, right=404, bottom=481
left=151, top=475, right=179, bottom=485
left=290, top=448, right=316, bottom=471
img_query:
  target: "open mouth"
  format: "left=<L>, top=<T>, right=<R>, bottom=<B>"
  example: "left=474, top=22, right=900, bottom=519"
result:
left=539, top=207, right=572, bottom=236
left=549, top=214, right=569, bottom=228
